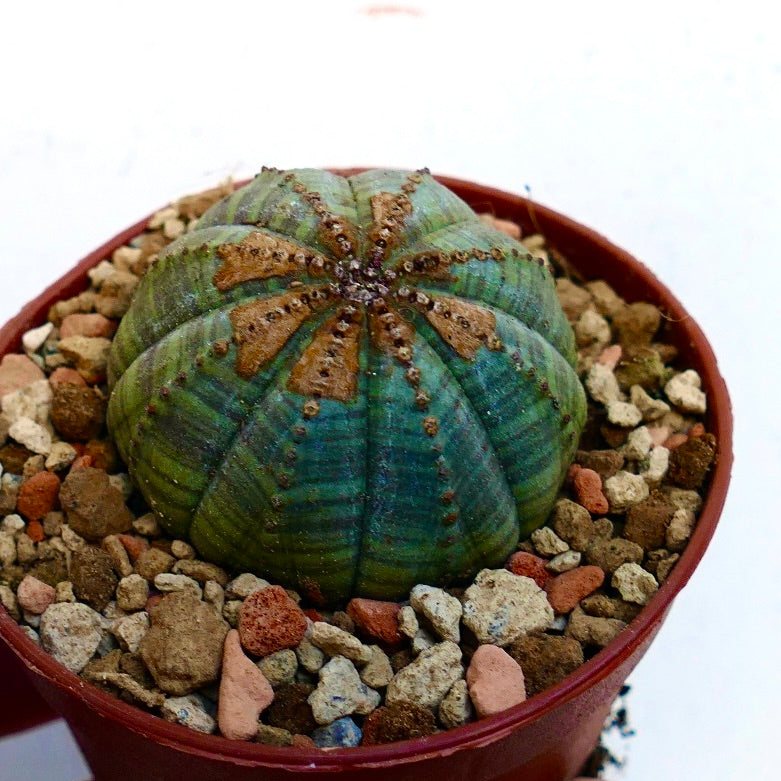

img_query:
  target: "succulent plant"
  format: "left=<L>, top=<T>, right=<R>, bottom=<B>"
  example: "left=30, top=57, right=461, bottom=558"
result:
left=107, top=168, right=586, bottom=604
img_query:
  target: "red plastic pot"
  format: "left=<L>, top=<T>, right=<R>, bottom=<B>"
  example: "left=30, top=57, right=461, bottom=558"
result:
left=0, top=172, right=732, bottom=781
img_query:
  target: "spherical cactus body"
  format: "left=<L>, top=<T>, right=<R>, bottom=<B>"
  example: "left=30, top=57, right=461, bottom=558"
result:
left=107, top=168, right=586, bottom=605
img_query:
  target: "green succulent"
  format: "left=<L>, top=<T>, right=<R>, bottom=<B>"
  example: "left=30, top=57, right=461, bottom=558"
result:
left=107, top=168, right=586, bottom=605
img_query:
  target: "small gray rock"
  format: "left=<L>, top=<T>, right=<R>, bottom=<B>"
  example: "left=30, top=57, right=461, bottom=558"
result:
left=308, top=655, right=380, bottom=724
left=385, top=641, right=463, bottom=711
left=410, top=584, right=462, bottom=643
left=462, top=569, right=554, bottom=646
left=40, top=602, right=104, bottom=673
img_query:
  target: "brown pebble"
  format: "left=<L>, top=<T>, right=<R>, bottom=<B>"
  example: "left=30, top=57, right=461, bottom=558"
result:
left=575, top=449, right=625, bottom=481
left=667, top=433, right=717, bottom=489
left=50, top=384, right=106, bottom=442
left=17, top=471, right=61, bottom=521
left=550, top=499, right=596, bottom=552
left=580, top=593, right=641, bottom=623
left=507, top=633, right=584, bottom=697
left=544, top=566, right=605, bottom=614
left=83, top=439, right=120, bottom=473
left=614, top=347, right=666, bottom=391
left=565, top=605, right=627, bottom=648
left=70, top=546, right=119, bottom=612
left=361, top=701, right=437, bottom=745
left=59, top=466, right=134, bottom=541
left=173, top=558, right=229, bottom=587
left=623, top=495, right=676, bottom=551
left=612, top=302, right=661, bottom=354
left=264, top=683, right=318, bottom=735
left=328, top=610, right=355, bottom=634
left=0, top=443, right=35, bottom=475
left=584, top=537, right=644, bottom=575
left=134, top=547, right=175, bottom=581
left=139, top=591, right=229, bottom=696
left=238, top=585, right=308, bottom=657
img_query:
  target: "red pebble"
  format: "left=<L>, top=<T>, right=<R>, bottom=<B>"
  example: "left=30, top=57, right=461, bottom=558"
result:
left=506, top=551, right=551, bottom=589
left=48, top=367, right=88, bottom=387
left=346, top=597, right=404, bottom=648
left=25, top=520, right=45, bottom=542
left=16, top=471, right=61, bottom=521
left=566, top=463, right=582, bottom=485
left=116, top=534, right=149, bottom=562
left=597, top=344, right=622, bottom=371
left=573, top=468, right=609, bottom=515
left=545, top=566, right=605, bottom=615
left=303, top=608, right=324, bottom=623
left=688, top=423, right=706, bottom=438
left=239, top=585, right=308, bottom=657
left=664, top=433, right=688, bottom=450
left=145, top=594, right=163, bottom=612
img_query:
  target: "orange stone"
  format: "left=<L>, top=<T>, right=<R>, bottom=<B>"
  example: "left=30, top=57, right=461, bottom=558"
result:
left=545, top=566, right=605, bottom=615
left=346, top=597, right=404, bottom=648
left=49, top=367, right=88, bottom=387
left=573, top=468, right=609, bottom=515
left=506, top=551, right=551, bottom=589
left=16, top=471, right=61, bottom=521
left=238, top=585, right=308, bottom=657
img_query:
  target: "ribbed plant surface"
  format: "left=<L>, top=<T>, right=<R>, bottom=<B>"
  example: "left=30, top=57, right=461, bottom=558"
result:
left=108, top=168, right=586, bottom=604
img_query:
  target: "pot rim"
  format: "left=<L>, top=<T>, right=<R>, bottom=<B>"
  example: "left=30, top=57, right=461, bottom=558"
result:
left=0, top=169, right=733, bottom=770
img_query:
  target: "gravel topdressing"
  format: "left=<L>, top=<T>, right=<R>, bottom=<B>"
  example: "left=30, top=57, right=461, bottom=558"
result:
left=0, top=179, right=717, bottom=751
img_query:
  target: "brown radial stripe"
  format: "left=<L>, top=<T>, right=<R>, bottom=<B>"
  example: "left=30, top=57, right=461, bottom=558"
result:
left=229, top=287, right=332, bottom=379
left=395, top=250, right=452, bottom=280
left=285, top=175, right=358, bottom=260
left=213, top=232, right=333, bottom=289
left=287, top=309, right=363, bottom=401
left=421, top=295, right=497, bottom=361
left=368, top=304, right=416, bottom=363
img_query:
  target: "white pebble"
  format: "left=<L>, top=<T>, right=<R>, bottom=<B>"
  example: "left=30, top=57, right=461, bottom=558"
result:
left=1, top=514, right=26, bottom=534
left=575, top=310, right=611, bottom=348
left=308, top=655, right=380, bottom=724
left=410, top=584, right=462, bottom=643
left=397, top=605, right=419, bottom=639
left=8, top=416, right=52, bottom=455
left=161, top=694, right=216, bottom=734
left=462, top=569, right=553, bottom=646
left=0, top=534, right=16, bottom=567
left=623, top=426, right=653, bottom=460
left=111, top=611, right=150, bottom=653
left=545, top=550, right=582, bottom=573
left=225, top=572, right=270, bottom=599
left=22, top=323, right=55, bottom=355
left=612, top=563, right=658, bottom=605
left=40, top=602, right=104, bottom=673
left=604, top=471, right=650, bottom=512
left=438, top=679, right=474, bottom=729
left=585, top=363, right=623, bottom=405
left=359, top=645, right=394, bottom=689
left=606, top=400, right=643, bottom=428
left=640, top=446, right=670, bottom=485
left=531, top=527, right=569, bottom=556
left=154, top=573, right=203, bottom=600
left=630, top=385, right=670, bottom=421
left=45, top=441, right=78, bottom=472
left=87, top=260, right=116, bottom=288
left=666, top=508, right=697, bottom=552
left=386, top=641, right=463, bottom=711
left=309, top=621, right=372, bottom=665
left=665, top=370, right=707, bottom=414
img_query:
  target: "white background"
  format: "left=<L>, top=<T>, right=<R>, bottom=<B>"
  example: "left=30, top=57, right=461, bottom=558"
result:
left=0, top=2, right=778, bottom=779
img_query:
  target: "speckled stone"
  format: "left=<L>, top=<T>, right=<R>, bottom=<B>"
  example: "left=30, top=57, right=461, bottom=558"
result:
left=385, top=641, right=463, bottom=711
left=311, top=716, right=363, bottom=748
left=40, top=601, right=104, bottom=673
left=308, top=655, right=380, bottom=724
left=139, top=591, right=229, bottom=696
left=462, top=569, right=554, bottom=646
left=239, top=586, right=308, bottom=658
left=410, top=584, right=462, bottom=643
left=70, top=546, right=118, bottom=612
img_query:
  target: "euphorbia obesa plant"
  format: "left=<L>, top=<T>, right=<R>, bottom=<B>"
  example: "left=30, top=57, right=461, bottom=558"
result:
left=107, top=168, right=586, bottom=604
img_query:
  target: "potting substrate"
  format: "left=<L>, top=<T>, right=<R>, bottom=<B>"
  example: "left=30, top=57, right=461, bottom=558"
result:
left=0, top=171, right=720, bottom=773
